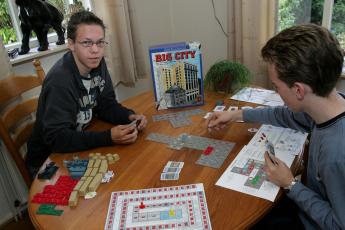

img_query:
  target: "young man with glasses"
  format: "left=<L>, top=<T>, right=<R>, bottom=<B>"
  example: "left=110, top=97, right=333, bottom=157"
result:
left=26, top=11, right=147, bottom=178
left=207, top=24, right=345, bottom=229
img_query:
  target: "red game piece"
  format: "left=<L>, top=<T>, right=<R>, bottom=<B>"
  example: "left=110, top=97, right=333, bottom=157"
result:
left=203, top=146, right=214, bottom=155
left=139, top=202, right=145, bottom=209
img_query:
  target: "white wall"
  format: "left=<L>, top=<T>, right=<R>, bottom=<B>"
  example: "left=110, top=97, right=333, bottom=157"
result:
left=115, top=0, right=228, bottom=101
left=12, top=51, right=66, bottom=76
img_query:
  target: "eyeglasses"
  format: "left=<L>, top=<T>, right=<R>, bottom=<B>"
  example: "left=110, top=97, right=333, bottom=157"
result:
left=77, top=40, right=108, bottom=48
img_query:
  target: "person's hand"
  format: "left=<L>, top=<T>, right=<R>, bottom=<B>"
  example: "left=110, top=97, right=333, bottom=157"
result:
left=110, top=124, right=138, bottom=144
left=128, top=114, right=147, bottom=131
left=206, top=110, right=243, bottom=132
left=264, top=152, right=294, bottom=187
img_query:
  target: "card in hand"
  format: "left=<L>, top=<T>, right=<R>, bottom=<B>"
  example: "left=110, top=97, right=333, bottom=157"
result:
left=129, top=119, right=137, bottom=126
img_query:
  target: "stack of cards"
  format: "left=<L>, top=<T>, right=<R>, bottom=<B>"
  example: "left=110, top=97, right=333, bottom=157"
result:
left=160, top=161, right=184, bottom=180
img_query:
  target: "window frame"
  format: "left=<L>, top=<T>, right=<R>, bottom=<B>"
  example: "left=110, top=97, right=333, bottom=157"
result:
left=322, top=0, right=333, bottom=28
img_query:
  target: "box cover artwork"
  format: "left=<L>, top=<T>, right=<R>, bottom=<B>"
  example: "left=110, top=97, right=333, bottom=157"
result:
left=149, top=42, right=204, bottom=110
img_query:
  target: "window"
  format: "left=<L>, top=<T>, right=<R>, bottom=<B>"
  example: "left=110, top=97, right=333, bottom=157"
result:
left=0, top=0, right=18, bottom=44
left=278, top=0, right=344, bottom=48
left=331, top=0, right=345, bottom=48
left=0, top=0, right=92, bottom=49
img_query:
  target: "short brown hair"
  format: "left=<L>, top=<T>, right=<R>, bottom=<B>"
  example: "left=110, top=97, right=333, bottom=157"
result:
left=262, top=24, right=344, bottom=97
left=67, top=11, right=105, bottom=41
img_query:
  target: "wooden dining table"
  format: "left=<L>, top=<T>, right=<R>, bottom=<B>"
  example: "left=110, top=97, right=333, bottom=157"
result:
left=28, top=90, right=304, bottom=230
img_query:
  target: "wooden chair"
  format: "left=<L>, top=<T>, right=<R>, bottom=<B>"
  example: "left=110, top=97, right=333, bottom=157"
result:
left=0, top=59, right=45, bottom=187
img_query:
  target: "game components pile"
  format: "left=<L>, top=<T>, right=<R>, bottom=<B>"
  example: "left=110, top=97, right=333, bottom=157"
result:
left=32, top=175, right=79, bottom=207
left=32, top=152, right=121, bottom=214
left=160, top=161, right=184, bottom=180
left=68, top=153, right=119, bottom=207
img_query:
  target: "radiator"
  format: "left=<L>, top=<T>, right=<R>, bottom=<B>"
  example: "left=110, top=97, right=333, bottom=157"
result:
left=0, top=142, right=28, bottom=225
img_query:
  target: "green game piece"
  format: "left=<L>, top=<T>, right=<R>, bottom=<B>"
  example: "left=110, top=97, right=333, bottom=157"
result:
left=36, top=204, right=64, bottom=216
left=251, top=176, right=259, bottom=185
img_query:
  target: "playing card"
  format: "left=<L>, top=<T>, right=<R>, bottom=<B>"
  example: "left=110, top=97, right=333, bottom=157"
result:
left=163, top=166, right=181, bottom=173
left=129, top=119, right=137, bottom=126
left=241, top=106, right=253, bottom=110
left=213, top=105, right=226, bottom=112
left=227, top=106, right=238, bottom=111
left=160, top=172, right=179, bottom=180
left=166, top=161, right=184, bottom=168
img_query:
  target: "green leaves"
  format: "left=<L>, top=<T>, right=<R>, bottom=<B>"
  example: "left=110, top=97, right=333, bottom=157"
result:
left=204, top=60, right=251, bottom=93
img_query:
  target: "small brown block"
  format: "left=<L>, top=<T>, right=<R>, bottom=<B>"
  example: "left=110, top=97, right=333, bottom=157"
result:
left=79, top=177, right=93, bottom=196
left=84, top=167, right=92, bottom=177
left=113, top=154, right=120, bottom=161
left=90, top=167, right=99, bottom=177
left=99, top=160, right=108, bottom=175
left=88, top=173, right=103, bottom=192
left=93, top=159, right=101, bottom=168
left=69, top=191, right=79, bottom=207
left=88, top=159, right=95, bottom=168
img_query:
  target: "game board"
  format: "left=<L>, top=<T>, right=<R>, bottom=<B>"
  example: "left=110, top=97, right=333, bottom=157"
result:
left=216, top=124, right=308, bottom=201
left=104, top=183, right=212, bottom=230
left=146, top=133, right=235, bottom=168
left=152, top=109, right=205, bottom=128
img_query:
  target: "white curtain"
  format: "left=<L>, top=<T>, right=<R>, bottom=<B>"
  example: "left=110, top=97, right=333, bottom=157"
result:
left=91, top=0, right=146, bottom=86
left=228, top=0, right=277, bottom=88
left=0, top=38, right=13, bottom=79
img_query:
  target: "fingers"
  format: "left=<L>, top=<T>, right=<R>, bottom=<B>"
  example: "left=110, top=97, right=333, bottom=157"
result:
left=264, top=151, right=277, bottom=167
left=128, top=114, right=147, bottom=131
left=207, top=112, right=227, bottom=132
left=206, top=112, right=220, bottom=128
left=136, top=115, right=147, bottom=131
left=111, top=125, right=138, bottom=144
left=120, top=129, right=138, bottom=143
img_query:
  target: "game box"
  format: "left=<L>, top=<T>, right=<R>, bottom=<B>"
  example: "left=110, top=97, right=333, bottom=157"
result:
left=149, top=42, right=204, bottom=110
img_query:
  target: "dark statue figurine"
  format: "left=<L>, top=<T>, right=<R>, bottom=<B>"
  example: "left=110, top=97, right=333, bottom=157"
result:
left=15, top=0, right=65, bottom=55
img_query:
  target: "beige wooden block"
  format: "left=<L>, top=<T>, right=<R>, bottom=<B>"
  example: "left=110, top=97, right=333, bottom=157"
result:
left=68, top=191, right=79, bottom=207
left=113, top=154, right=120, bottom=161
left=73, top=180, right=85, bottom=193
left=99, top=160, right=108, bottom=175
left=107, top=156, right=115, bottom=164
left=106, top=153, right=112, bottom=157
left=88, top=173, right=103, bottom=192
left=79, top=177, right=93, bottom=196
left=100, top=155, right=106, bottom=160
left=80, top=176, right=87, bottom=181
left=84, top=167, right=92, bottom=177
left=88, top=159, right=95, bottom=168
left=93, top=159, right=101, bottom=168
left=89, top=153, right=95, bottom=158
left=90, top=167, right=99, bottom=177
left=95, top=153, right=101, bottom=157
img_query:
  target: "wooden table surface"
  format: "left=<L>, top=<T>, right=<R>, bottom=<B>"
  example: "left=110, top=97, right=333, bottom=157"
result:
left=28, top=90, right=302, bottom=230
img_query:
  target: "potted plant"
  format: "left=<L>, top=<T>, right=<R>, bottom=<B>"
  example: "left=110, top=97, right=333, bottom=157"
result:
left=204, top=60, right=251, bottom=93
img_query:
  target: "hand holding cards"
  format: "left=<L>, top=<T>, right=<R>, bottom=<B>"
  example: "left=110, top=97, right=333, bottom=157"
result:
left=129, top=119, right=139, bottom=127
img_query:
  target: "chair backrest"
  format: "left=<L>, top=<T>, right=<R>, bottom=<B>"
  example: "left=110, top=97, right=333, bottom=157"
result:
left=0, top=59, right=45, bottom=187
